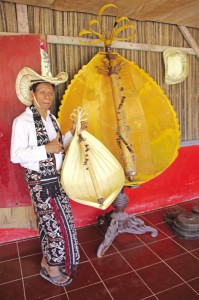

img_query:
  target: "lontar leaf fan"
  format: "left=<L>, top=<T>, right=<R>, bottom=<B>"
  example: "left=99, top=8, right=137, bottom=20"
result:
left=61, top=106, right=125, bottom=210
left=59, top=4, right=180, bottom=188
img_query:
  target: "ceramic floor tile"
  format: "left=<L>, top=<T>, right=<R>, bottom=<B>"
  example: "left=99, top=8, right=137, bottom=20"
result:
left=171, top=235, right=199, bottom=251
left=121, top=245, right=161, bottom=270
left=91, top=253, right=132, bottom=280
left=21, top=253, right=42, bottom=277
left=0, top=242, right=18, bottom=262
left=79, top=244, right=89, bottom=262
left=137, top=262, right=183, bottom=293
left=148, top=237, right=186, bottom=260
left=77, top=226, right=104, bottom=243
left=24, top=274, right=65, bottom=300
left=188, top=277, right=199, bottom=294
left=68, top=282, right=112, bottom=300
left=0, top=259, right=21, bottom=284
left=136, top=228, right=167, bottom=245
left=166, top=253, right=199, bottom=281
left=112, top=232, right=144, bottom=251
left=0, top=279, right=25, bottom=300
left=105, top=271, right=153, bottom=300
left=81, top=239, right=117, bottom=260
left=49, top=295, right=68, bottom=300
left=178, top=201, right=198, bottom=211
left=156, top=283, right=199, bottom=300
left=155, top=222, right=175, bottom=237
left=66, top=261, right=101, bottom=291
left=18, top=237, right=41, bottom=257
left=2, top=200, right=199, bottom=300
left=191, top=248, right=199, bottom=259
left=142, top=210, right=165, bottom=225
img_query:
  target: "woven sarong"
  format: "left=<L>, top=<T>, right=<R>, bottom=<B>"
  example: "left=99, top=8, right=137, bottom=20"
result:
left=26, top=105, right=80, bottom=275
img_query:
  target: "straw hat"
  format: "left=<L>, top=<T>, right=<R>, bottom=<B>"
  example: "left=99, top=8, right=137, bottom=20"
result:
left=163, top=48, right=189, bottom=85
left=15, top=46, right=68, bottom=106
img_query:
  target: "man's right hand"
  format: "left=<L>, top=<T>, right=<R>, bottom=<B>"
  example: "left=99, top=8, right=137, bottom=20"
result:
left=45, top=134, right=62, bottom=154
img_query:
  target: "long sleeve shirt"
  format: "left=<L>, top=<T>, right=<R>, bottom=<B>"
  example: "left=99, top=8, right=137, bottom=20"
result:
left=10, top=107, right=73, bottom=172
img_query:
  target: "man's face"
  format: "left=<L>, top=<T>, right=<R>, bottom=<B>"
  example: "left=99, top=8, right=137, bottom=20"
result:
left=32, top=82, right=55, bottom=110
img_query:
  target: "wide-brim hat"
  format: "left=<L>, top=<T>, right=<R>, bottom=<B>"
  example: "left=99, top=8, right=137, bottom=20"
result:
left=16, top=67, right=68, bottom=106
left=163, top=48, right=189, bottom=85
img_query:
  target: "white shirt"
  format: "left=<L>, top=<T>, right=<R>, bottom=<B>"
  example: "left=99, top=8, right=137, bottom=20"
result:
left=10, top=107, right=73, bottom=171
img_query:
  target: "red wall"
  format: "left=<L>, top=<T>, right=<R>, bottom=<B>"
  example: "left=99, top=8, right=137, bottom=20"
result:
left=0, top=35, right=198, bottom=232
left=71, top=145, right=199, bottom=227
left=0, top=34, right=45, bottom=208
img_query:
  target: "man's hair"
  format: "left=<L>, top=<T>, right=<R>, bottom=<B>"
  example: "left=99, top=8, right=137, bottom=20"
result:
left=30, top=81, right=55, bottom=93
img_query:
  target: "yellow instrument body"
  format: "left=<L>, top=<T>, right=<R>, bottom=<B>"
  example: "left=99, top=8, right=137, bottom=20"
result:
left=58, top=51, right=180, bottom=186
left=61, top=122, right=125, bottom=210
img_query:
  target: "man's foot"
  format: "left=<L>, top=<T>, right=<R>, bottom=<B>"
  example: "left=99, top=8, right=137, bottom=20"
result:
left=40, top=266, right=72, bottom=286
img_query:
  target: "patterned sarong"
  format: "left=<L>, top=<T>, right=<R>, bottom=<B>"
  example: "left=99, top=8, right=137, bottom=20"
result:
left=25, top=105, right=80, bottom=275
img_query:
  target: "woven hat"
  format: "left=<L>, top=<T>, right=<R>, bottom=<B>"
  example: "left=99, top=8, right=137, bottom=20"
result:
left=16, top=45, right=68, bottom=106
left=163, top=48, right=189, bottom=85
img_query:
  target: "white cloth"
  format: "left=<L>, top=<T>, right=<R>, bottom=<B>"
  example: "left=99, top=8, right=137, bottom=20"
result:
left=10, top=107, right=73, bottom=171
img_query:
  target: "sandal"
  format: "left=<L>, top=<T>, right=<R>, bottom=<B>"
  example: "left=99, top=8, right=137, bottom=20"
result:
left=41, top=264, right=67, bottom=275
left=40, top=267, right=72, bottom=286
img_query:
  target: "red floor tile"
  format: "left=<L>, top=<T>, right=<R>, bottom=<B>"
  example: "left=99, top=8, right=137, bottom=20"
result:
left=171, top=235, right=199, bottom=251
left=112, top=232, right=144, bottom=251
left=18, top=237, right=41, bottom=257
left=79, top=244, right=89, bottom=262
left=104, top=271, right=153, bottom=300
left=91, top=253, right=132, bottom=280
left=77, top=226, right=104, bottom=243
left=188, top=277, right=199, bottom=294
left=136, top=228, right=167, bottom=245
left=1, top=199, right=199, bottom=299
left=165, top=253, right=199, bottom=281
left=179, top=201, right=198, bottom=211
left=68, top=282, right=112, bottom=300
left=191, top=248, right=199, bottom=259
left=81, top=239, right=117, bottom=260
left=66, top=261, right=101, bottom=291
left=0, top=259, right=21, bottom=284
left=147, top=237, right=186, bottom=260
left=142, top=210, right=165, bottom=225
left=20, top=253, right=42, bottom=277
left=155, top=222, right=175, bottom=237
left=0, top=242, right=18, bottom=262
left=121, top=245, right=161, bottom=270
left=49, top=295, right=69, bottom=300
left=136, top=262, right=183, bottom=293
left=156, top=283, right=199, bottom=300
left=24, top=274, right=65, bottom=300
left=0, top=279, right=25, bottom=300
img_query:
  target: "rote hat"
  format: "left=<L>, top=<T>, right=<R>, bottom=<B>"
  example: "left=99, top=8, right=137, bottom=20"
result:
left=15, top=44, right=68, bottom=106
left=163, top=48, right=189, bottom=85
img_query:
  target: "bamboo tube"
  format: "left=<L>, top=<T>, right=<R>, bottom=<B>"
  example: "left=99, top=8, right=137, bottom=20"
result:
left=104, top=50, right=136, bottom=181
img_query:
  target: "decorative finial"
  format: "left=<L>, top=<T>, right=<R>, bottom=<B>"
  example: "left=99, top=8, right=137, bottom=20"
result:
left=78, top=3, right=136, bottom=49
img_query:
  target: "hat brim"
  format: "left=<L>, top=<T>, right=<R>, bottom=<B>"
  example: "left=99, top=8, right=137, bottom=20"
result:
left=163, top=49, right=189, bottom=85
left=15, top=67, right=68, bottom=106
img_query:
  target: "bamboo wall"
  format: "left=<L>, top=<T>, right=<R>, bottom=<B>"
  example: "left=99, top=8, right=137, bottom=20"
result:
left=1, top=0, right=199, bottom=142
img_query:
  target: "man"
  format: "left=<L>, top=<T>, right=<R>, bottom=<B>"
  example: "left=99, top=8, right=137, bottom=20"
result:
left=11, top=65, right=80, bottom=286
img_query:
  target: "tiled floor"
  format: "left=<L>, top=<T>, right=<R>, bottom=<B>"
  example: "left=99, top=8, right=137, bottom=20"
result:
left=1, top=199, right=199, bottom=300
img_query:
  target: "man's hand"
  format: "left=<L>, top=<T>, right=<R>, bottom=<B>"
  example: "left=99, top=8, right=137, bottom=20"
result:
left=70, top=120, right=88, bottom=136
left=45, top=134, right=62, bottom=154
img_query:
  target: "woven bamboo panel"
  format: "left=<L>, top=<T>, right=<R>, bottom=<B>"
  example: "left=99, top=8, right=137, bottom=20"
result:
left=1, top=1, right=199, bottom=141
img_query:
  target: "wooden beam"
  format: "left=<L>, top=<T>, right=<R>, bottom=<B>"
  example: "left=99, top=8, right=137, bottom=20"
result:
left=0, top=32, right=196, bottom=55
left=47, top=35, right=196, bottom=55
left=178, top=25, right=199, bottom=61
left=16, top=4, right=29, bottom=33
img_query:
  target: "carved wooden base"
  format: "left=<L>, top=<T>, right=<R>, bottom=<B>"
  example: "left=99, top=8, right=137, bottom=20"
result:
left=97, top=189, right=158, bottom=258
